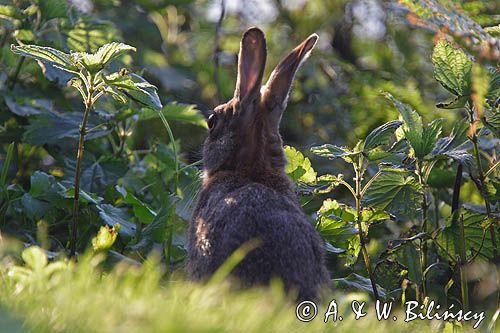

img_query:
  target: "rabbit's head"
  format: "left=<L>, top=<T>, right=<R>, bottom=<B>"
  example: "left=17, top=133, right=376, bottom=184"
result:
left=203, top=27, right=318, bottom=180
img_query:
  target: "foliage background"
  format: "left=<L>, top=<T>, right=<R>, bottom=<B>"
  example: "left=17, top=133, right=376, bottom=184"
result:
left=0, top=0, right=499, bottom=331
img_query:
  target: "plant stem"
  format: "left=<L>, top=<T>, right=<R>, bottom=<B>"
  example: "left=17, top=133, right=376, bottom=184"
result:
left=157, top=111, right=179, bottom=273
left=416, top=161, right=428, bottom=300
left=69, top=78, right=94, bottom=258
left=7, top=57, right=25, bottom=90
left=354, top=161, right=379, bottom=300
left=471, top=134, right=498, bottom=260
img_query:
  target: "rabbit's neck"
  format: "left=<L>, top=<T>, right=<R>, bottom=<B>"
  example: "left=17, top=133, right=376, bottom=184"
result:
left=202, top=170, right=295, bottom=197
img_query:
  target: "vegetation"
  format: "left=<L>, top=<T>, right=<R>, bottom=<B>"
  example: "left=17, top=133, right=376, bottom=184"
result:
left=0, top=0, right=498, bottom=332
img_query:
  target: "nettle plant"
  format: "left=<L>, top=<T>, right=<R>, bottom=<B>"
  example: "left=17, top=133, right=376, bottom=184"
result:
left=286, top=39, right=499, bottom=305
left=11, top=42, right=162, bottom=256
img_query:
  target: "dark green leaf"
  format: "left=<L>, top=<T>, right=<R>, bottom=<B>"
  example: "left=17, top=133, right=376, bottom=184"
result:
left=363, top=170, right=423, bottom=220
left=363, top=120, right=402, bottom=151
left=116, top=185, right=156, bottom=224
left=104, top=72, right=162, bottom=110
left=332, top=273, right=387, bottom=299
left=96, top=204, right=136, bottom=238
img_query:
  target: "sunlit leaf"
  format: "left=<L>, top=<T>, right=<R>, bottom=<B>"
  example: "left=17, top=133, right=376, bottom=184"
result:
left=140, top=103, right=207, bottom=128
left=284, top=146, right=316, bottom=183
left=432, top=40, right=472, bottom=96
left=11, top=44, right=78, bottom=72
left=104, top=72, right=162, bottom=110
left=363, top=170, right=423, bottom=220
left=310, top=144, right=361, bottom=163
left=92, top=224, right=120, bottom=251
left=73, top=42, right=135, bottom=73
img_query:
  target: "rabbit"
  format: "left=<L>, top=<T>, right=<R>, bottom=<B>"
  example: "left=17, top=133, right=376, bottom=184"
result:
left=187, top=27, right=329, bottom=301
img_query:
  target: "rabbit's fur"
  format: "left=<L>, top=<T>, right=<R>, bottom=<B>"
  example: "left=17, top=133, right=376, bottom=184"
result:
left=188, top=27, right=329, bottom=300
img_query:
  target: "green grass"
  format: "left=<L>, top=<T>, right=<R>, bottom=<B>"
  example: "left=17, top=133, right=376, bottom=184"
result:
left=0, top=244, right=493, bottom=333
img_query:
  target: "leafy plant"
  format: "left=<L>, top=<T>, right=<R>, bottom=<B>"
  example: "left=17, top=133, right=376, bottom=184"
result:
left=11, top=42, right=162, bottom=256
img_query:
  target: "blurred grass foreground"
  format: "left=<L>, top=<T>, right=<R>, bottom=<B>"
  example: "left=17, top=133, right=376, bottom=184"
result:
left=0, top=243, right=492, bottom=333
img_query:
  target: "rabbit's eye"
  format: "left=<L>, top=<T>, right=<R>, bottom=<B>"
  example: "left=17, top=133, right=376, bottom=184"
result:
left=207, top=113, right=217, bottom=130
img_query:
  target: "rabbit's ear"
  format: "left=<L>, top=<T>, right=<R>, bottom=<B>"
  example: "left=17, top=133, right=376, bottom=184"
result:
left=262, top=34, right=318, bottom=122
left=234, top=27, right=267, bottom=105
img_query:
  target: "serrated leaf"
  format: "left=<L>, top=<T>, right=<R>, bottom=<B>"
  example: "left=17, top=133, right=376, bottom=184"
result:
left=383, top=92, right=427, bottom=158
left=436, top=95, right=468, bottom=109
left=363, top=170, right=423, bottom=220
left=140, top=103, right=207, bottom=128
left=104, top=72, right=162, bottom=110
left=316, top=199, right=360, bottom=265
left=438, top=209, right=498, bottom=260
left=332, top=273, right=387, bottom=299
left=72, top=42, right=135, bottom=73
left=419, top=118, right=443, bottom=158
left=11, top=44, right=77, bottom=72
left=311, top=144, right=361, bottom=163
left=284, top=146, right=316, bottom=183
left=432, top=40, right=472, bottom=96
left=364, top=120, right=402, bottom=151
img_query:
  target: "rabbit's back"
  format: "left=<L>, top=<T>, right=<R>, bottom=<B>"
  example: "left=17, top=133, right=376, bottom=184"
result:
left=188, top=173, right=328, bottom=300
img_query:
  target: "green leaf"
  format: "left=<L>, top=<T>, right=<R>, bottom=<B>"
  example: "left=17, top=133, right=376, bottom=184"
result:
left=430, top=119, right=472, bottom=167
left=21, top=246, right=48, bottom=271
left=485, top=25, right=500, bottom=37
left=140, top=103, right=207, bottom=128
left=11, top=44, right=77, bottom=72
left=39, top=0, right=67, bottom=20
left=60, top=187, right=103, bottom=205
left=363, top=120, right=402, bottom=151
left=438, top=209, right=498, bottom=260
left=128, top=196, right=179, bottom=253
left=73, top=42, right=135, bottom=73
left=13, top=29, right=35, bottom=42
left=420, top=118, right=443, bottom=157
left=383, top=92, right=425, bottom=157
left=4, top=96, right=52, bottom=117
left=284, top=146, right=316, bottom=183
left=310, top=144, right=361, bottom=163
left=316, top=199, right=359, bottom=265
left=432, top=40, right=472, bottom=96
left=92, top=224, right=120, bottom=251
left=66, top=19, right=118, bottom=52
left=363, top=170, right=423, bottom=220
left=104, top=72, right=162, bottom=110
left=332, top=273, right=387, bottom=299
left=116, top=185, right=156, bottom=224
left=361, top=208, right=392, bottom=225
left=23, top=112, right=108, bottom=145
left=96, top=204, right=136, bottom=238
left=436, top=95, right=468, bottom=109
left=0, top=5, right=22, bottom=21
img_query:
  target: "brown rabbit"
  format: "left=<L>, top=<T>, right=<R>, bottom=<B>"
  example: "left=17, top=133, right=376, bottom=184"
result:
left=188, top=27, right=329, bottom=301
